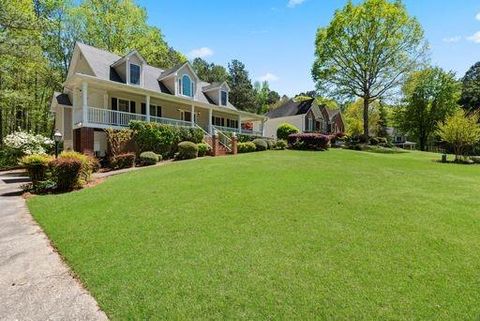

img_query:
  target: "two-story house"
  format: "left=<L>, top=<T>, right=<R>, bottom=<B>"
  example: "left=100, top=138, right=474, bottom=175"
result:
left=51, top=43, right=266, bottom=156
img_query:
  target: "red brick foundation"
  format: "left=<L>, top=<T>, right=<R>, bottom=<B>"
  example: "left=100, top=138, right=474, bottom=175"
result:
left=73, top=127, right=94, bottom=155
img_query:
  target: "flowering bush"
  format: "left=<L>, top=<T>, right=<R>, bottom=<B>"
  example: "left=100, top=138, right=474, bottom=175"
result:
left=3, top=131, right=54, bottom=156
left=287, top=133, right=330, bottom=151
left=20, top=154, right=53, bottom=183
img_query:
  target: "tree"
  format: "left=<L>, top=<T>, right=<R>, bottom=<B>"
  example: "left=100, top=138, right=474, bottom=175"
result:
left=72, top=0, right=185, bottom=69
left=344, top=99, right=381, bottom=136
left=437, top=110, right=480, bottom=161
left=377, top=103, right=389, bottom=138
left=312, top=0, right=427, bottom=137
left=267, top=90, right=280, bottom=105
left=254, top=81, right=271, bottom=114
left=395, top=67, right=460, bottom=150
left=227, top=60, right=257, bottom=113
left=191, top=58, right=228, bottom=83
left=459, top=62, right=480, bottom=112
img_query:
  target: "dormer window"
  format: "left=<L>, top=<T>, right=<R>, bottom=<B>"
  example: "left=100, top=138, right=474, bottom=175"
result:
left=130, top=63, right=141, bottom=85
left=179, top=74, right=194, bottom=97
left=221, top=90, right=228, bottom=106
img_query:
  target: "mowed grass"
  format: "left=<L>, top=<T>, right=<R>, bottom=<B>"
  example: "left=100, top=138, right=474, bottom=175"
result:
left=28, top=150, right=480, bottom=320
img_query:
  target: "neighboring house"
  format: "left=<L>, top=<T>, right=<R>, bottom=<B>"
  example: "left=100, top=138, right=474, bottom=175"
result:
left=386, top=127, right=416, bottom=149
left=51, top=42, right=265, bottom=156
left=263, top=98, right=345, bottom=138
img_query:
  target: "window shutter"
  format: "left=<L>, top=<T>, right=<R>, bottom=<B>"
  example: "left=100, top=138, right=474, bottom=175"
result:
left=111, top=97, right=118, bottom=111
left=141, top=103, right=146, bottom=115
left=130, top=101, right=136, bottom=113
left=157, top=106, right=162, bottom=117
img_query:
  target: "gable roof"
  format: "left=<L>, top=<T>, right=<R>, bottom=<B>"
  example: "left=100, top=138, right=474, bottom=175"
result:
left=202, top=81, right=230, bottom=92
left=73, top=43, right=237, bottom=109
left=266, top=98, right=315, bottom=118
left=111, top=50, right=147, bottom=67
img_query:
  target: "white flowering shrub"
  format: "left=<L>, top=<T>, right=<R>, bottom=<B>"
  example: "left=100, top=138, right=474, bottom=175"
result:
left=3, top=131, right=54, bottom=156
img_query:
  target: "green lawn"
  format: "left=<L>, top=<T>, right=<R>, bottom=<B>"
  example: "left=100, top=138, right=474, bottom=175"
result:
left=28, top=150, right=480, bottom=320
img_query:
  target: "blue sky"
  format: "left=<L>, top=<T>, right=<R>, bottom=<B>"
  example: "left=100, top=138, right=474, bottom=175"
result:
left=138, top=0, right=480, bottom=97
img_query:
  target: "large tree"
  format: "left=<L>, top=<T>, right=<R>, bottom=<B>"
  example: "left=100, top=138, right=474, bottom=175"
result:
left=312, top=0, right=427, bottom=137
left=459, top=62, right=480, bottom=112
left=227, top=60, right=257, bottom=113
left=191, top=57, right=228, bottom=83
left=395, top=67, right=460, bottom=151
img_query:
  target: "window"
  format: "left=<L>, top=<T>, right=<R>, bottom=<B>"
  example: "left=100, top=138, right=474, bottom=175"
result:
left=221, top=90, right=228, bottom=106
left=226, top=119, right=238, bottom=128
left=130, top=63, right=140, bottom=85
left=212, top=116, right=224, bottom=126
left=118, top=99, right=129, bottom=112
left=181, top=75, right=193, bottom=97
left=149, top=105, right=162, bottom=117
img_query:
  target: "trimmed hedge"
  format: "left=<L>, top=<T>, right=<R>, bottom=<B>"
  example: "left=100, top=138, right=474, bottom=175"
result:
left=21, top=154, right=53, bottom=183
left=275, top=139, right=288, bottom=150
left=129, top=121, right=204, bottom=158
left=197, top=143, right=211, bottom=157
left=238, top=142, right=256, bottom=153
left=252, top=139, right=268, bottom=151
left=287, top=133, right=330, bottom=151
left=59, top=151, right=98, bottom=183
left=139, top=151, right=160, bottom=166
left=176, top=141, right=198, bottom=160
left=50, top=157, right=82, bottom=191
left=277, top=123, right=299, bottom=140
left=111, top=153, right=136, bottom=169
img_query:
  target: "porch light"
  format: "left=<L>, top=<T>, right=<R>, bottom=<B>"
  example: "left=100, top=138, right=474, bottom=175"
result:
left=53, top=129, right=63, bottom=158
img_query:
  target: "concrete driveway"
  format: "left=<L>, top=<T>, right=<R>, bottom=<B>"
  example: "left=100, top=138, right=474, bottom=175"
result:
left=0, top=170, right=108, bottom=321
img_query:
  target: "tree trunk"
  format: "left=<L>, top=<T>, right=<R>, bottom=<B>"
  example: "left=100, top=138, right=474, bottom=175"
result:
left=363, top=97, right=369, bottom=138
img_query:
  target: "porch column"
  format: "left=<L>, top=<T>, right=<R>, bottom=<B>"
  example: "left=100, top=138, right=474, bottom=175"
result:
left=208, top=109, right=213, bottom=134
left=237, top=115, right=242, bottom=133
left=103, top=91, right=108, bottom=108
left=146, top=95, right=150, bottom=122
left=190, top=105, right=195, bottom=127
left=82, top=81, right=88, bottom=125
left=126, top=58, right=130, bottom=84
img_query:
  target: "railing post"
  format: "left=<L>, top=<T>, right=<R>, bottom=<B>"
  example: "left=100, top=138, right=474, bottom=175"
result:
left=212, top=128, right=218, bottom=157
left=82, top=81, right=88, bottom=125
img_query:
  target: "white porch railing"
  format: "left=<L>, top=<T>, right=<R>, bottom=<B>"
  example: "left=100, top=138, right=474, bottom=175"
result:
left=87, top=107, right=193, bottom=128
left=88, top=107, right=147, bottom=127
left=150, top=115, right=192, bottom=128
left=213, top=125, right=263, bottom=137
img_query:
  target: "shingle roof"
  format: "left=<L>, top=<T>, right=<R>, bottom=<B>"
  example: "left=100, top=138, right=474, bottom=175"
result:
left=325, top=108, right=341, bottom=121
left=54, top=92, right=72, bottom=106
left=266, top=98, right=315, bottom=118
left=75, top=43, right=238, bottom=110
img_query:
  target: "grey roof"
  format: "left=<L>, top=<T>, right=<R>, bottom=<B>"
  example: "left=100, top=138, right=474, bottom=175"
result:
left=266, top=98, right=315, bottom=118
left=75, top=43, right=237, bottom=110
left=54, top=92, right=72, bottom=106
left=202, top=82, right=223, bottom=91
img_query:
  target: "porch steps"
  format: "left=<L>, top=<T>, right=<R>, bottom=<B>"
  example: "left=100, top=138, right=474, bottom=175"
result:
left=204, top=136, right=229, bottom=156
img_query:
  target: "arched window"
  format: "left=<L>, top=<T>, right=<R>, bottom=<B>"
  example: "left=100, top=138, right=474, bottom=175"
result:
left=182, top=75, right=193, bottom=97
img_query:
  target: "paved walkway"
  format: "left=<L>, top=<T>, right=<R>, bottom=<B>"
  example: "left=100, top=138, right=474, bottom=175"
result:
left=0, top=170, right=107, bottom=321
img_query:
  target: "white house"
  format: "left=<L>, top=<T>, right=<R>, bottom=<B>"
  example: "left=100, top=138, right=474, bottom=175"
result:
left=51, top=42, right=266, bottom=155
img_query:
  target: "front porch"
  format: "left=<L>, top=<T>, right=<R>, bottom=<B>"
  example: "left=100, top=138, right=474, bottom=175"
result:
left=72, top=80, right=264, bottom=136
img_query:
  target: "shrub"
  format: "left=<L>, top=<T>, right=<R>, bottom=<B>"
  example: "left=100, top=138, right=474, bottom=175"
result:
left=266, top=139, right=276, bottom=150
left=197, top=143, right=211, bottom=157
left=3, top=131, right=54, bottom=156
left=110, top=153, right=136, bottom=169
left=105, top=128, right=133, bottom=157
left=252, top=139, right=268, bottom=151
left=275, top=140, right=288, bottom=150
left=129, top=121, right=204, bottom=158
left=50, top=157, right=82, bottom=191
left=277, top=123, right=299, bottom=140
left=59, top=151, right=96, bottom=183
left=20, top=154, right=53, bottom=183
left=139, top=151, right=160, bottom=165
left=287, top=133, right=330, bottom=151
left=238, top=142, right=256, bottom=153
left=176, top=141, right=198, bottom=160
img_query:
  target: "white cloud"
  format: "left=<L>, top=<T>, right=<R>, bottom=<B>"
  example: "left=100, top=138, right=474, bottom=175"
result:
left=476, top=12, right=480, bottom=21
left=467, top=31, right=480, bottom=43
left=188, top=47, right=213, bottom=59
left=442, top=36, right=461, bottom=43
left=258, top=73, right=279, bottom=82
left=287, top=0, right=305, bottom=8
